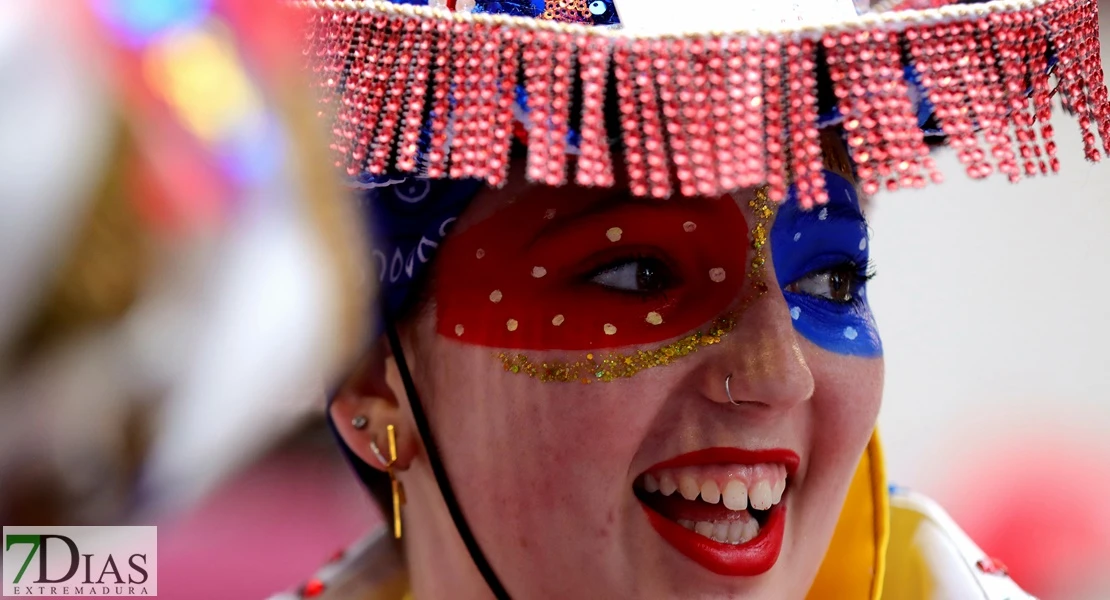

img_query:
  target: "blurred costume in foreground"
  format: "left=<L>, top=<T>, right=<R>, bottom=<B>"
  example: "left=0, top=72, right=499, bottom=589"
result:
left=0, top=0, right=370, bottom=525
left=274, top=0, right=1106, bottom=598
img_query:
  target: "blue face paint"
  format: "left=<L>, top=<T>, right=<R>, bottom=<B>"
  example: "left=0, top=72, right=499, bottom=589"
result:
left=769, top=170, right=882, bottom=357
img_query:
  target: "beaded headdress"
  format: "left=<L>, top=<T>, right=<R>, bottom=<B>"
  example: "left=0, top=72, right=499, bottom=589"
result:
left=298, top=0, right=1110, bottom=209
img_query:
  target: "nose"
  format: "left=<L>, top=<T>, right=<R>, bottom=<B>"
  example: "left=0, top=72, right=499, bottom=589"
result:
left=708, top=290, right=815, bottom=411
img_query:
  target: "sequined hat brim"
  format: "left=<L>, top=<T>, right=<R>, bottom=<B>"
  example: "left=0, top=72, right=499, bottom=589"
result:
left=297, top=0, right=1110, bottom=208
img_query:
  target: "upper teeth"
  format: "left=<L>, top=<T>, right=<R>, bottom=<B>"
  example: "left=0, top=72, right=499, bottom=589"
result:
left=641, top=463, right=788, bottom=510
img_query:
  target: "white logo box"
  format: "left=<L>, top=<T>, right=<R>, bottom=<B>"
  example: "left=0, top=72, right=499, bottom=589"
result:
left=3, top=527, right=157, bottom=597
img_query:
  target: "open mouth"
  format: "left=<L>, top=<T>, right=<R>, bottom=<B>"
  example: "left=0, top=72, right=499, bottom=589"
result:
left=634, top=448, right=799, bottom=577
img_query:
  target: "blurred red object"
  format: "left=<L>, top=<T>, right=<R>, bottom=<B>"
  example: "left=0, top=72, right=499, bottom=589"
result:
left=941, top=440, right=1110, bottom=598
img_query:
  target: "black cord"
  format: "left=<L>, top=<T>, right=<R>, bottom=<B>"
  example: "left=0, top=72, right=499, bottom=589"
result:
left=385, top=324, right=511, bottom=600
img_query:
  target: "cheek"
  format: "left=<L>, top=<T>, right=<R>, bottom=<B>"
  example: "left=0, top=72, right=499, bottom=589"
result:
left=421, top=341, right=657, bottom=525
left=807, top=352, right=883, bottom=485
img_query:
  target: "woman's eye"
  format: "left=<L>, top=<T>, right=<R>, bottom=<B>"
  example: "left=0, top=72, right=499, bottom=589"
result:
left=786, top=266, right=860, bottom=303
left=589, top=257, right=673, bottom=294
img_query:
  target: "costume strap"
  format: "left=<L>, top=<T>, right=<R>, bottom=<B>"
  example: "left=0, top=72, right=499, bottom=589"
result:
left=385, top=324, right=512, bottom=599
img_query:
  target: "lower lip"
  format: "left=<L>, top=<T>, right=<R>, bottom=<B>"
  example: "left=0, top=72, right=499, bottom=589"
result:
left=641, top=501, right=786, bottom=577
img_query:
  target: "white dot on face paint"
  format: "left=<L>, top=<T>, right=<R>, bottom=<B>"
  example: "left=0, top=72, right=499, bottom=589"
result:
left=859, top=237, right=868, bottom=251
left=793, top=232, right=801, bottom=242
left=818, top=207, right=828, bottom=221
left=844, top=326, right=858, bottom=340
left=790, top=306, right=801, bottom=320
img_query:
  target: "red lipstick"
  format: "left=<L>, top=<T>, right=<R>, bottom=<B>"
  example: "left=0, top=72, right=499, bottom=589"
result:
left=638, top=448, right=799, bottom=577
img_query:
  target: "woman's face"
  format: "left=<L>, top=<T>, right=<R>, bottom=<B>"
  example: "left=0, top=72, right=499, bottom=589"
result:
left=397, top=168, right=883, bottom=599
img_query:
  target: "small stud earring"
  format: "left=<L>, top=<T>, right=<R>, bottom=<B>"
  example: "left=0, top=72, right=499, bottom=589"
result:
left=352, top=415, right=368, bottom=430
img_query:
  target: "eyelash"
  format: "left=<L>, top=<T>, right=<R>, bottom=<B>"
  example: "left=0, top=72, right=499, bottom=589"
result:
left=789, top=260, right=877, bottom=304
left=582, top=251, right=679, bottom=299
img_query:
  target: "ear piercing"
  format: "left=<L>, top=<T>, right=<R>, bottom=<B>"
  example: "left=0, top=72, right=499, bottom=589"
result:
left=370, top=424, right=405, bottom=540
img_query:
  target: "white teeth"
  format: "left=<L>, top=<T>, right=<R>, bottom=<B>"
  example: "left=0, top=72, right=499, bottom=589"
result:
left=727, top=520, right=746, bottom=544
left=678, top=475, right=701, bottom=501
left=700, top=480, right=721, bottom=505
left=659, top=472, right=677, bottom=496
left=711, top=522, right=730, bottom=543
left=771, top=473, right=786, bottom=505
left=750, top=480, right=773, bottom=510
left=694, top=521, right=714, bottom=538
left=640, top=463, right=789, bottom=511
left=722, top=480, right=748, bottom=511
left=678, top=519, right=761, bottom=545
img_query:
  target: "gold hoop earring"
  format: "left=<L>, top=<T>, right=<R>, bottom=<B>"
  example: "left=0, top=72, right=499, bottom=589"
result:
left=380, top=424, right=404, bottom=539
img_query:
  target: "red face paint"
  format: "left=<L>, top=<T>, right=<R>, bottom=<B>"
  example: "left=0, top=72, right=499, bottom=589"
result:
left=435, top=190, right=749, bottom=350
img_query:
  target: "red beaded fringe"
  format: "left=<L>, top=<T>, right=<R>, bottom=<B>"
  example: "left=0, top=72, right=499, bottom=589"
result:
left=302, top=0, right=1110, bottom=206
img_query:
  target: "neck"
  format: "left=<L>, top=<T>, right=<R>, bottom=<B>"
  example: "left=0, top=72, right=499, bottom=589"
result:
left=402, top=459, right=496, bottom=600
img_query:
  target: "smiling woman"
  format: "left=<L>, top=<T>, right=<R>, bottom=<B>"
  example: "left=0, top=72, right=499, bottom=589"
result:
left=275, top=0, right=1110, bottom=598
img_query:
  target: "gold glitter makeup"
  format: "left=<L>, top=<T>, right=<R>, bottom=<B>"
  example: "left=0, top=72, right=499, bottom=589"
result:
left=489, top=289, right=503, bottom=303
left=494, top=186, right=777, bottom=384
left=605, top=227, right=622, bottom=242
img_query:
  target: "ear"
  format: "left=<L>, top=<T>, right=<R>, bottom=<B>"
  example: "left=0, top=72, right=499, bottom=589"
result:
left=330, top=336, right=420, bottom=472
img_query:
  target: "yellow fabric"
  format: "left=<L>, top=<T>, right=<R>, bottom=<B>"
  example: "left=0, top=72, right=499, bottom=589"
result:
left=807, top=431, right=890, bottom=600
left=881, top=505, right=939, bottom=600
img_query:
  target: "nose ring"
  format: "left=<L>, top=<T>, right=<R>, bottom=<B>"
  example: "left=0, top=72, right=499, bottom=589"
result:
left=725, top=374, right=740, bottom=405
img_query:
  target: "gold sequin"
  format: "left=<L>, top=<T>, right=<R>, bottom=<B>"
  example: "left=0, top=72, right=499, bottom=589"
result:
left=709, top=267, right=727, bottom=282
left=532, top=266, right=547, bottom=278
left=552, top=314, right=565, bottom=326
left=496, top=315, right=736, bottom=383
left=544, top=208, right=557, bottom=219
left=507, top=319, right=519, bottom=331
left=539, top=0, right=592, bottom=23
left=476, top=248, right=486, bottom=259
left=455, top=324, right=464, bottom=336
left=603, top=323, right=617, bottom=335
left=606, top=227, right=622, bottom=242
left=683, top=221, right=697, bottom=233
left=489, top=290, right=503, bottom=303
left=645, top=311, right=663, bottom=325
